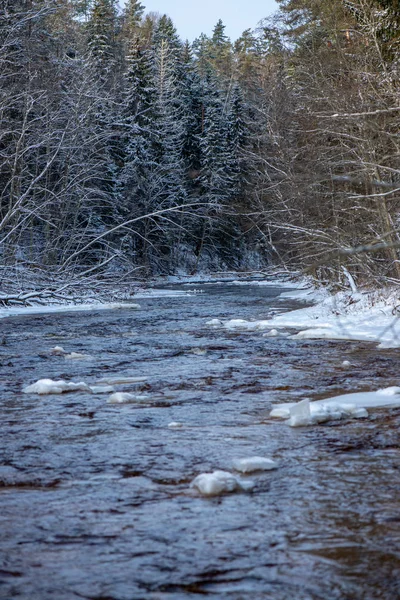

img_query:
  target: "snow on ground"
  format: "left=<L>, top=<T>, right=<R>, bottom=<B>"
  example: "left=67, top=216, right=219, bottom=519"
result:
left=231, top=279, right=308, bottom=288
left=206, top=283, right=400, bottom=348
left=269, top=288, right=400, bottom=348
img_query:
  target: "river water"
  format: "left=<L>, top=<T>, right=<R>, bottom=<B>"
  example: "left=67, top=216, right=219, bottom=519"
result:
left=0, top=282, right=399, bottom=599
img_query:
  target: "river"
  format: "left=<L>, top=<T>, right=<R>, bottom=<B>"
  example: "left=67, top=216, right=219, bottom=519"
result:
left=0, top=282, right=399, bottom=599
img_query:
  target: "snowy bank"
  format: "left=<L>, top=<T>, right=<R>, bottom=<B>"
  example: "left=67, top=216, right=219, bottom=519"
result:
left=0, top=302, right=141, bottom=320
left=206, top=285, right=400, bottom=348
left=269, top=288, right=400, bottom=348
left=270, top=387, right=400, bottom=427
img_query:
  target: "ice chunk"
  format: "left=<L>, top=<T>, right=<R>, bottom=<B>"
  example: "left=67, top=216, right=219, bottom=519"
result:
left=271, top=387, right=400, bottom=425
left=50, top=346, right=67, bottom=355
left=263, top=329, right=279, bottom=337
left=23, top=378, right=91, bottom=395
left=191, top=470, right=254, bottom=496
left=288, top=398, right=312, bottom=427
left=285, top=400, right=369, bottom=427
left=270, top=407, right=291, bottom=418
left=205, top=318, right=222, bottom=327
left=168, top=421, right=184, bottom=428
left=232, top=456, right=278, bottom=473
left=224, top=319, right=250, bottom=329
left=89, top=385, right=115, bottom=394
left=107, top=392, right=150, bottom=404
left=96, top=376, right=148, bottom=385
left=254, top=321, right=272, bottom=331
left=223, top=319, right=273, bottom=332
left=65, top=352, right=90, bottom=360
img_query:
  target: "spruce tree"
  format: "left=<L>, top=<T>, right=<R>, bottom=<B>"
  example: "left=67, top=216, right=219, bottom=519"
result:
left=122, top=0, right=145, bottom=40
left=86, top=0, right=117, bottom=73
left=209, top=19, right=233, bottom=80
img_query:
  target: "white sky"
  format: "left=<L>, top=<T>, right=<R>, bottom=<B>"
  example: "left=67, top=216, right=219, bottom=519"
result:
left=119, top=0, right=279, bottom=42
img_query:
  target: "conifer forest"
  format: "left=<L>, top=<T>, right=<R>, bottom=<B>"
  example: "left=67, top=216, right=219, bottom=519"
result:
left=1, top=0, right=400, bottom=286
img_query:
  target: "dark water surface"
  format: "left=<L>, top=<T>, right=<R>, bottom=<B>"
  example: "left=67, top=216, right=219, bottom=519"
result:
left=0, top=283, right=400, bottom=599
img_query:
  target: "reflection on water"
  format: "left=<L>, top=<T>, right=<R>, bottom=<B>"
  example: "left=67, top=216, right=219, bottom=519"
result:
left=0, top=283, right=399, bottom=599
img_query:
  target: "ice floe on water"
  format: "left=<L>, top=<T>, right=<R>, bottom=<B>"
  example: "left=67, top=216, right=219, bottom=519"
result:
left=224, top=319, right=271, bottom=331
left=49, top=346, right=91, bottom=360
left=262, top=328, right=289, bottom=338
left=64, top=352, right=91, bottom=360
left=89, top=385, right=115, bottom=394
left=232, top=457, right=278, bottom=473
left=191, top=470, right=255, bottom=497
left=23, top=376, right=146, bottom=396
left=107, top=392, right=151, bottom=404
left=50, top=346, right=67, bottom=355
left=205, top=318, right=223, bottom=327
left=270, top=387, right=400, bottom=427
left=95, top=376, right=148, bottom=385
left=134, top=289, right=198, bottom=299
left=23, top=379, right=91, bottom=395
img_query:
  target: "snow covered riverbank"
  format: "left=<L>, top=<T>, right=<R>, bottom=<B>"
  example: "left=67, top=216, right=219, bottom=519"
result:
left=216, top=283, right=400, bottom=349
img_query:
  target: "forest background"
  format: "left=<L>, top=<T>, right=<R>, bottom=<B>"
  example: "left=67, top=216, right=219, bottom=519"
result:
left=1, top=0, right=400, bottom=295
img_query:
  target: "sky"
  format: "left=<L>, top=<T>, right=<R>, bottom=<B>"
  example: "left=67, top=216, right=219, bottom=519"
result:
left=119, top=0, right=279, bottom=42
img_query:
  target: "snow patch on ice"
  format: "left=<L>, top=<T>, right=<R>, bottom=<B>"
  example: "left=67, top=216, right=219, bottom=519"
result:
left=377, top=386, right=400, bottom=396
